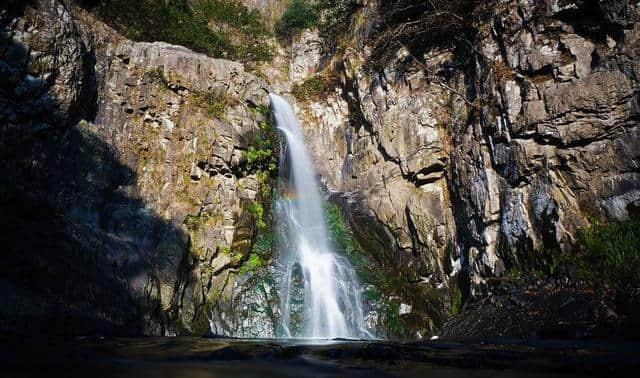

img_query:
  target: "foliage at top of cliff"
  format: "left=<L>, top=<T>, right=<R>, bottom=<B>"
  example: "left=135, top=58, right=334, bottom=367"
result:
left=83, top=0, right=273, bottom=62
left=274, top=0, right=483, bottom=64
left=275, top=0, right=318, bottom=39
left=275, top=0, right=360, bottom=41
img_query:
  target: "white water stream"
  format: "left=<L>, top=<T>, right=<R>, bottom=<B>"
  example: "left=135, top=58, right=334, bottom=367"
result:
left=270, top=93, right=371, bottom=339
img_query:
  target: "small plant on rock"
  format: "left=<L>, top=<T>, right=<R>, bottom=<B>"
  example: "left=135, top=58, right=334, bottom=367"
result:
left=193, top=91, right=229, bottom=119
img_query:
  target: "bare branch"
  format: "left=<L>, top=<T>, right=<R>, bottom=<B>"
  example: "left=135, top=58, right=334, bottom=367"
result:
left=399, top=43, right=478, bottom=108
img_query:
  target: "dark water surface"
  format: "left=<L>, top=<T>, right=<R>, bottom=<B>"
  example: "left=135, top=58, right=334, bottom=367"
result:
left=1, top=336, right=637, bottom=377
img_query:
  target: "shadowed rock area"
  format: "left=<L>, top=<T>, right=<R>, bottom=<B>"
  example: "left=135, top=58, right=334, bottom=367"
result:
left=1, top=0, right=279, bottom=336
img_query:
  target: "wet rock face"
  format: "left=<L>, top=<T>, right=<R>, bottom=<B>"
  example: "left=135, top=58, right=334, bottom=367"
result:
left=282, top=0, right=640, bottom=337
left=1, top=0, right=275, bottom=336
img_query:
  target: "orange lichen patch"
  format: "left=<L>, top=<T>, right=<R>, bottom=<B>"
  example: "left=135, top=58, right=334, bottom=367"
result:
left=492, top=60, right=516, bottom=84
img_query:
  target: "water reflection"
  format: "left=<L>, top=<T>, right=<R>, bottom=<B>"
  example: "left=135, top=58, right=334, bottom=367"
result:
left=3, top=336, right=631, bottom=378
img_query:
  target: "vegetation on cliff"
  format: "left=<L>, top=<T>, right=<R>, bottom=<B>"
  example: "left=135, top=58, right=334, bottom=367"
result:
left=275, top=0, right=318, bottom=39
left=325, top=202, right=444, bottom=339
left=245, top=106, right=279, bottom=199
left=84, top=0, right=272, bottom=61
left=500, top=216, right=640, bottom=290
left=290, top=73, right=337, bottom=102
left=577, top=216, right=640, bottom=288
left=275, top=0, right=359, bottom=41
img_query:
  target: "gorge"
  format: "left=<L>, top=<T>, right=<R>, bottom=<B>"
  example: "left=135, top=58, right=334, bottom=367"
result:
left=1, top=0, right=640, bottom=376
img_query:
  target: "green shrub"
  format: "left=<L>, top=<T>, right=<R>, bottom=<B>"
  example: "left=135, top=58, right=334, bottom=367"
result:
left=315, top=0, right=360, bottom=41
left=244, top=123, right=278, bottom=178
left=194, top=0, right=268, bottom=36
left=248, top=201, right=267, bottom=230
left=144, top=66, right=168, bottom=86
left=274, top=0, right=360, bottom=43
left=247, top=145, right=274, bottom=169
left=86, top=0, right=272, bottom=62
left=578, top=216, right=640, bottom=287
left=239, top=204, right=274, bottom=275
left=193, top=0, right=273, bottom=61
left=275, top=0, right=318, bottom=39
left=325, top=202, right=356, bottom=255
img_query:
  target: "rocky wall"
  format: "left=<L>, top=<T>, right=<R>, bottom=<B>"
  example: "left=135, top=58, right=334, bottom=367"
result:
left=272, top=0, right=640, bottom=338
left=0, top=0, right=280, bottom=336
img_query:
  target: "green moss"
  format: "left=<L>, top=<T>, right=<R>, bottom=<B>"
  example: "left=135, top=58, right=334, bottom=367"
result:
left=238, top=252, right=263, bottom=275
left=253, top=229, right=273, bottom=255
left=245, top=114, right=277, bottom=174
left=248, top=201, right=267, bottom=230
left=228, top=250, right=243, bottom=262
left=218, top=245, right=231, bottom=255
left=235, top=225, right=273, bottom=275
left=184, top=211, right=222, bottom=257
left=243, top=116, right=278, bottom=197
left=324, top=201, right=445, bottom=338
left=325, top=202, right=356, bottom=256
left=203, top=270, right=233, bottom=314
left=449, top=282, right=462, bottom=316
left=176, top=174, right=201, bottom=208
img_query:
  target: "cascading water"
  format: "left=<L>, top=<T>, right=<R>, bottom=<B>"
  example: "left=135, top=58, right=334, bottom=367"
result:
left=270, top=93, right=371, bottom=340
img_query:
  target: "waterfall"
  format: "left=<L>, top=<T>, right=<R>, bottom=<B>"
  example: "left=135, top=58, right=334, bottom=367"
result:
left=270, top=93, right=371, bottom=339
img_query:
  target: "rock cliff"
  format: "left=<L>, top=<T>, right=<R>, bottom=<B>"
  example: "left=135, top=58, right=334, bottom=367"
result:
left=270, top=0, right=640, bottom=338
left=1, top=0, right=278, bottom=336
left=1, top=0, right=639, bottom=339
